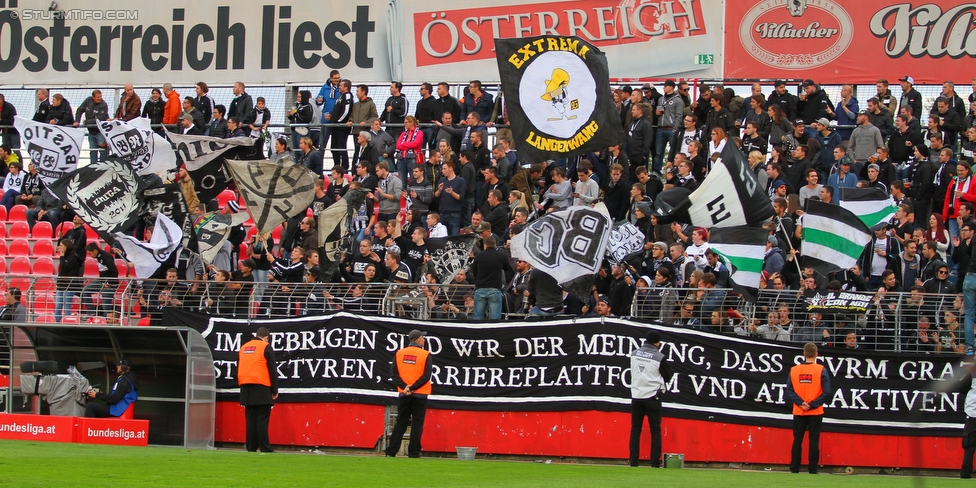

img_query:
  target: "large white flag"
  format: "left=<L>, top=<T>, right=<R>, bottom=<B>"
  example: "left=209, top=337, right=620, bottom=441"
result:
left=98, top=118, right=177, bottom=176
left=13, top=116, right=86, bottom=185
left=114, top=213, right=183, bottom=279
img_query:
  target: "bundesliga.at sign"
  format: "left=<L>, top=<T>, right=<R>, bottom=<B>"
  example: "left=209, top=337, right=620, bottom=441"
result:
left=0, top=414, right=76, bottom=442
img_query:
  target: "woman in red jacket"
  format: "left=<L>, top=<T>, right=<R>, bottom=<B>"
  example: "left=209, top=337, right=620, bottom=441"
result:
left=396, top=116, right=424, bottom=184
left=943, top=161, right=976, bottom=240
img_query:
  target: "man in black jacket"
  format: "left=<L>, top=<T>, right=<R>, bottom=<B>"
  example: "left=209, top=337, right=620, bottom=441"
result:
left=210, top=105, right=229, bottom=139
left=705, top=95, right=735, bottom=138
left=899, top=76, right=923, bottom=121
left=85, top=358, right=138, bottom=418
left=383, top=81, right=408, bottom=142
left=888, top=115, right=925, bottom=169
left=765, top=80, right=798, bottom=121
left=797, top=80, right=832, bottom=138
left=228, top=82, right=254, bottom=135
left=626, top=104, right=653, bottom=174
left=470, top=235, right=514, bottom=320
left=331, top=80, right=355, bottom=171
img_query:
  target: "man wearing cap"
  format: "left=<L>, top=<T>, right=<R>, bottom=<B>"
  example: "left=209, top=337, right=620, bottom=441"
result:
left=647, top=241, right=676, bottom=280
left=786, top=342, right=831, bottom=474
left=238, top=327, right=278, bottom=453
left=386, top=329, right=433, bottom=457
left=813, top=117, right=842, bottom=175
left=653, top=80, right=684, bottom=174
left=797, top=80, right=832, bottom=139
left=899, top=76, right=923, bottom=121
left=849, top=110, right=884, bottom=170
left=826, top=148, right=858, bottom=195
left=628, top=330, right=672, bottom=467
left=179, top=113, right=204, bottom=135
left=85, top=358, right=139, bottom=418
left=765, top=80, right=799, bottom=121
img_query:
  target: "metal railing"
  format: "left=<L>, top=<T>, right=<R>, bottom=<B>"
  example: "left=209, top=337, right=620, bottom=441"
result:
left=0, top=275, right=963, bottom=353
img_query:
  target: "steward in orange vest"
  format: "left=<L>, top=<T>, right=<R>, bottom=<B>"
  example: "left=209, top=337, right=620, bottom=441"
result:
left=385, top=329, right=433, bottom=458
left=238, top=327, right=278, bottom=453
left=785, top=342, right=831, bottom=474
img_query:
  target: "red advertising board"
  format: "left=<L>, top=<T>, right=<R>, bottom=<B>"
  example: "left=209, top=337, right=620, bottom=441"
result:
left=75, top=418, right=149, bottom=446
left=0, top=413, right=76, bottom=443
left=725, top=0, right=976, bottom=84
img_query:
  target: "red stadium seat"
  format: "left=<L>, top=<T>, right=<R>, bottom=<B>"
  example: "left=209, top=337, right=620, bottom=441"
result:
left=34, top=276, right=56, bottom=295
left=35, top=314, right=56, bottom=324
left=55, top=221, right=74, bottom=238
left=271, top=225, right=282, bottom=242
left=7, top=239, right=30, bottom=256
left=32, top=257, right=56, bottom=276
left=85, top=225, right=98, bottom=239
left=114, top=259, right=129, bottom=277
left=0, top=206, right=6, bottom=221
left=61, top=315, right=80, bottom=324
left=31, top=221, right=53, bottom=239
left=83, top=258, right=100, bottom=277
left=32, top=295, right=55, bottom=314
left=119, top=403, right=136, bottom=419
left=0, top=257, right=5, bottom=274
left=0, top=225, right=5, bottom=239
left=8, top=221, right=29, bottom=239
left=9, top=256, right=30, bottom=274
left=32, top=239, right=55, bottom=257
left=0, top=240, right=7, bottom=256
left=137, top=316, right=151, bottom=326
left=87, top=316, right=107, bottom=325
left=217, top=190, right=237, bottom=208
left=7, top=205, right=26, bottom=222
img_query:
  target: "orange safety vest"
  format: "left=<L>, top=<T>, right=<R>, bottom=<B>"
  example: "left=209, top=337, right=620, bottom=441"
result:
left=395, top=345, right=432, bottom=395
left=238, top=339, right=271, bottom=387
left=790, top=361, right=825, bottom=416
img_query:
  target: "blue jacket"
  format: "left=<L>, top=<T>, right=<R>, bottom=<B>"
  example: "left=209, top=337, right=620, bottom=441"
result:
left=100, top=372, right=138, bottom=417
left=316, top=81, right=341, bottom=123
left=831, top=97, right=859, bottom=140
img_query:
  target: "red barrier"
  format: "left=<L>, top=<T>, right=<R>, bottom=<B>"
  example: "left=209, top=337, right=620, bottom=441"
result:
left=75, top=418, right=149, bottom=446
left=0, top=413, right=76, bottom=443
left=214, top=402, right=963, bottom=469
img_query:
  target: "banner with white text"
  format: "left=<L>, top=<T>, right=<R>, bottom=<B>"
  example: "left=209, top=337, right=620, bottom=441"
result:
left=165, top=310, right=966, bottom=436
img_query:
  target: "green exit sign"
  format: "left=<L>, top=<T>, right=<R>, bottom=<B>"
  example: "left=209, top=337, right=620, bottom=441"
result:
left=695, top=54, right=714, bottom=65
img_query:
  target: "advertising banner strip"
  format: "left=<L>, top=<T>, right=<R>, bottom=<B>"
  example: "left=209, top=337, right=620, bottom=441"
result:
left=166, top=309, right=968, bottom=436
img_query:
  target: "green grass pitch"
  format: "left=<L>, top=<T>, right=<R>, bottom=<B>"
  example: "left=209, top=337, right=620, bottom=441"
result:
left=0, top=440, right=962, bottom=487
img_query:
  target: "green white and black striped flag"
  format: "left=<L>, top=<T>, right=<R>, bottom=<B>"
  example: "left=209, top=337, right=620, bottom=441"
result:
left=837, top=187, right=898, bottom=230
left=801, top=199, right=873, bottom=276
left=709, top=226, right=769, bottom=303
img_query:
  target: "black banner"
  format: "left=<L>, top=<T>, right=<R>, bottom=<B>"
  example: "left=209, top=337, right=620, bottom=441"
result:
left=47, top=157, right=144, bottom=240
left=166, top=310, right=966, bottom=436
left=495, top=36, right=624, bottom=162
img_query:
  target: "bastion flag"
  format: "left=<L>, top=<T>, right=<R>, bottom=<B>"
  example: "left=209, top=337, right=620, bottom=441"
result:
left=225, top=159, right=317, bottom=235
left=47, top=158, right=143, bottom=239
left=426, top=235, right=481, bottom=284
left=318, top=188, right=369, bottom=256
left=655, top=143, right=774, bottom=227
left=114, top=213, right=183, bottom=279
left=495, top=36, right=624, bottom=162
left=606, top=221, right=645, bottom=265
left=708, top=226, right=769, bottom=303
left=165, top=131, right=255, bottom=202
left=837, top=187, right=898, bottom=230
left=801, top=199, right=873, bottom=276
left=140, top=183, right=191, bottom=246
left=98, top=118, right=177, bottom=176
left=510, top=203, right=611, bottom=299
left=193, top=211, right=251, bottom=264
left=13, top=116, right=85, bottom=185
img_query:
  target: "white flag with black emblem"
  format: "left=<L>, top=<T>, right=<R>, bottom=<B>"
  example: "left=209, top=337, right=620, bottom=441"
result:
left=510, top=203, right=611, bottom=297
left=115, top=213, right=183, bottom=279
left=13, top=116, right=86, bottom=185
left=225, top=159, right=317, bottom=234
left=98, top=118, right=177, bottom=176
left=46, top=157, right=143, bottom=239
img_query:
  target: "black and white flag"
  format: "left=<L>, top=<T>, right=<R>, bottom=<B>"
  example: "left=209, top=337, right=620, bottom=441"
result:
left=226, top=159, right=317, bottom=235
left=606, top=221, right=645, bottom=264
left=653, top=142, right=773, bottom=227
left=47, top=157, right=143, bottom=238
left=13, top=116, right=86, bottom=185
left=495, top=36, right=624, bottom=163
left=192, top=211, right=251, bottom=264
left=426, top=235, right=480, bottom=284
left=166, top=131, right=255, bottom=202
left=140, top=183, right=191, bottom=245
left=115, top=213, right=183, bottom=278
left=510, top=203, right=611, bottom=298
left=98, top=118, right=177, bottom=176
left=318, top=188, right=369, bottom=256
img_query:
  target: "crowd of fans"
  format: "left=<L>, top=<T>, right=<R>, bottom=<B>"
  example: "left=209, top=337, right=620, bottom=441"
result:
left=1, top=74, right=975, bottom=354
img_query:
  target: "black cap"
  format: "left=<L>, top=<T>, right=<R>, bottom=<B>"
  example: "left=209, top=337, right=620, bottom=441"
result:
left=114, top=358, right=132, bottom=368
left=794, top=118, right=805, bottom=125
left=774, top=80, right=787, bottom=87
left=664, top=79, right=676, bottom=87
left=801, top=79, right=816, bottom=87
left=646, top=330, right=662, bottom=345
left=408, top=330, right=426, bottom=341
